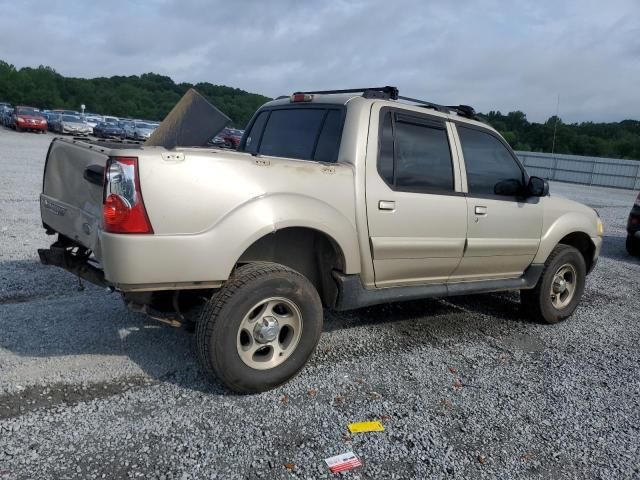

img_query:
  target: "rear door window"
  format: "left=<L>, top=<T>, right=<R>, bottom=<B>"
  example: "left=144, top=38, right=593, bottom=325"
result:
left=242, top=107, right=344, bottom=162
left=377, top=110, right=454, bottom=193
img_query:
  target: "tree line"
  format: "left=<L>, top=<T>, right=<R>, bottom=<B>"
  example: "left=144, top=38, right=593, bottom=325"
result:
left=483, top=111, right=640, bottom=160
left=1, top=60, right=638, bottom=160
left=0, top=61, right=270, bottom=128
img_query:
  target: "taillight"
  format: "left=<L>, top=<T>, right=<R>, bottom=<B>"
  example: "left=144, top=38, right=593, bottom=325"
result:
left=102, top=156, right=153, bottom=234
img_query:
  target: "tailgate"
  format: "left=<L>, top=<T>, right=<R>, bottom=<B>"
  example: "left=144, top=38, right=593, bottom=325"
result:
left=40, top=139, right=108, bottom=256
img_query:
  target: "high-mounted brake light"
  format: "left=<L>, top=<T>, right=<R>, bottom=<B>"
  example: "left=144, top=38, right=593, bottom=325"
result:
left=290, top=93, right=313, bottom=103
left=102, top=156, right=153, bottom=234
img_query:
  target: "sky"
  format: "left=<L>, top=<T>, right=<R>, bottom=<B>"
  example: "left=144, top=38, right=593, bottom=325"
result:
left=1, top=0, right=639, bottom=123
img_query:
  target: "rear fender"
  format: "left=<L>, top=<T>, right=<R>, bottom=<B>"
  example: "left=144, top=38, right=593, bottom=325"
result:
left=214, top=193, right=361, bottom=277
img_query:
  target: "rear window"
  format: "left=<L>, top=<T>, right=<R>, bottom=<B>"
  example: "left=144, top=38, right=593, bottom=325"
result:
left=242, top=107, right=344, bottom=162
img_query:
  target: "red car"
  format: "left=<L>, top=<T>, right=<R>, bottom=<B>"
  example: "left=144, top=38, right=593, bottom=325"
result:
left=13, top=106, right=47, bottom=133
left=221, top=128, right=244, bottom=149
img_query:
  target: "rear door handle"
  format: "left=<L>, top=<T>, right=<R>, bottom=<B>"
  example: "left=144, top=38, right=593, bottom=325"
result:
left=378, top=200, right=396, bottom=211
left=474, top=205, right=488, bottom=216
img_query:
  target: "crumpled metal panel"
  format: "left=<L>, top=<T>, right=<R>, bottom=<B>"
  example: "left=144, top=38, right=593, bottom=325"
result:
left=146, top=88, right=231, bottom=148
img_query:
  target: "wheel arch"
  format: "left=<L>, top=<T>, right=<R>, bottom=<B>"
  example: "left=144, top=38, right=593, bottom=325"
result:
left=557, top=231, right=596, bottom=273
left=534, top=222, right=597, bottom=273
left=236, top=226, right=347, bottom=307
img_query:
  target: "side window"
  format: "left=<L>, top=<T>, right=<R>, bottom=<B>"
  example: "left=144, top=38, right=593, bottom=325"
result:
left=243, top=107, right=344, bottom=162
left=395, top=120, right=453, bottom=192
left=244, top=111, right=269, bottom=154
left=314, top=109, right=343, bottom=162
left=260, top=109, right=326, bottom=160
left=457, top=126, right=524, bottom=196
left=378, top=111, right=394, bottom=184
left=377, top=110, right=454, bottom=193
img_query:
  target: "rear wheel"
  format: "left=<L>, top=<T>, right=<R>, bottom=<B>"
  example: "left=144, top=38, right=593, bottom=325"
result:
left=627, top=235, right=640, bottom=257
left=521, top=244, right=586, bottom=324
left=196, top=262, right=323, bottom=393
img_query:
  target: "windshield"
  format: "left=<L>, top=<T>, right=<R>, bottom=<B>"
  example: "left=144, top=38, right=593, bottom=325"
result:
left=17, top=108, right=39, bottom=116
left=62, top=115, right=82, bottom=122
left=135, top=122, right=154, bottom=129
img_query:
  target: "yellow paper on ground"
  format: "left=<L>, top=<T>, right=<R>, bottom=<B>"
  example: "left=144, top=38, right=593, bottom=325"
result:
left=347, top=421, right=385, bottom=434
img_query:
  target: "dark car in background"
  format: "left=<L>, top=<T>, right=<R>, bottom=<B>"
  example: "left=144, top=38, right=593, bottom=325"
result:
left=94, top=121, right=126, bottom=139
left=119, top=119, right=135, bottom=139
left=12, top=106, right=47, bottom=133
left=627, top=192, right=640, bottom=256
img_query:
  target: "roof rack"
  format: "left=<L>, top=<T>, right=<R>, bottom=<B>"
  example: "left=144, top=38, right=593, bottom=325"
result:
left=288, top=86, right=479, bottom=120
left=293, top=86, right=399, bottom=100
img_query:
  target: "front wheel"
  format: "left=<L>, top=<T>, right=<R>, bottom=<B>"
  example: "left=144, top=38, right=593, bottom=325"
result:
left=521, top=245, right=586, bottom=324
left=626, top=235, right=640, bottom=257
left=196, top=262, right=323, bottom=393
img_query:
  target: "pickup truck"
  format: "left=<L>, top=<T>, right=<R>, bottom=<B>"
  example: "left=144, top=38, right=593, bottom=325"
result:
left=38, top=86, right=603, bottom=393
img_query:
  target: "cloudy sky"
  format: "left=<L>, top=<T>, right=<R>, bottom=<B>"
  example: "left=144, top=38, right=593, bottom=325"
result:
left=1, top=0, right=638, bottom=122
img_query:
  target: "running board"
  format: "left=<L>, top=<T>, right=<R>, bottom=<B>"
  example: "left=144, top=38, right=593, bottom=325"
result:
left=333, top=265, right=544, bottom=311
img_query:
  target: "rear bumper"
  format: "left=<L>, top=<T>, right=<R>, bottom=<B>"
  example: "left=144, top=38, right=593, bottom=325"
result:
left=38, top=243, right=108, bottom=288
left=99, top=231, right=225, bottom=291
left=38, top=237, right=223, bottom=292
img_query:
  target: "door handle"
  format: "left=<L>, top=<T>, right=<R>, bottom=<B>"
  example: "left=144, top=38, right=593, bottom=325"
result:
left=83, top=165, right=105, bottom=186
left=378, top=200, right=396, bottom=211
left=474, top=205, right=488, bottom=216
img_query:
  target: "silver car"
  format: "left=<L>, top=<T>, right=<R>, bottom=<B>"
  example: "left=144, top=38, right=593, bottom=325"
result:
left=58, top=115, right=93, bottom=136
left=131, top=121, right=158, bottom=140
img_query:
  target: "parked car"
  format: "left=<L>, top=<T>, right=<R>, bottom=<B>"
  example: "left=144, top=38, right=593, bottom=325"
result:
left=118, top=120, right=135, bottom=139
left=0, top=106, right=13, bottom=127
left=627, top=192, right=640, bottom=256
left=55, top=115, right=93, bottom=136
left=47, top=114, right=62, bottom=133
left=93, top=121, right=126, bottom=139
left=13, top=106, right=47, bottom=133
left=83, top=114, right=103, bottom=129
left=131, top=121, right=158, bottom=141
left=209, top=134, right=226, bottom=147
left=38, top=86, right=603, bottom=393
left=221, top=128, right=244, bottom=148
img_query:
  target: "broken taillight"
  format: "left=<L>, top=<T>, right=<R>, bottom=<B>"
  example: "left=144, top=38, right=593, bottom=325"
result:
left=102, top=156, right=153, bottom=234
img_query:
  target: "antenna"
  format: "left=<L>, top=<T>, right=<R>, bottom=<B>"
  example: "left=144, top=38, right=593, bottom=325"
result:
left=550, top=94, right=560, bottom=181
left=551, top=94, right=560, bottom=156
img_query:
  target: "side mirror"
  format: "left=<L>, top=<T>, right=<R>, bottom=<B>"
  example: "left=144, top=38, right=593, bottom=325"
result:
left=527, top=176, right=549, bottom=197
left=494, top=179, right=522, bottom=196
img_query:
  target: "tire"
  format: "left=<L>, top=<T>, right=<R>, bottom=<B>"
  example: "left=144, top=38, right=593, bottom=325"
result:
left=627, top=235, right=640, bottom=257
left=520, top=244, right=586, bottom=324
left=196, top=262, right=323, bottom=393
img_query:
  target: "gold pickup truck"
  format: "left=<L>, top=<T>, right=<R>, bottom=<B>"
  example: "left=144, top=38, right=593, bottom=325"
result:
left=38, top=86, right=603, bottom=393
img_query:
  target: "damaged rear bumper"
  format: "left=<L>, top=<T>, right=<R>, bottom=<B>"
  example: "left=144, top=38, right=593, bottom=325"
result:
left=37, top=241, right=108, bottom=289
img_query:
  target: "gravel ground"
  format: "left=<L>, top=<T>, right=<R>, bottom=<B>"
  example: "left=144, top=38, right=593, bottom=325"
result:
left=0, top=127, right=639, bottom=479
